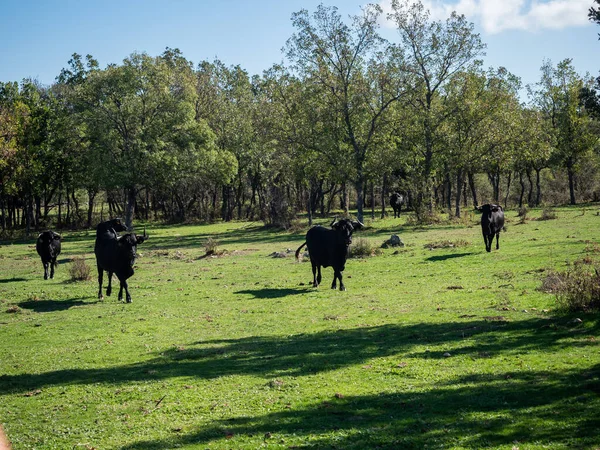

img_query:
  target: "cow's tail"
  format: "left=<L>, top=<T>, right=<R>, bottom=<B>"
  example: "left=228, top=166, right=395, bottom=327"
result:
left=295, top=242, right=307, bottom=260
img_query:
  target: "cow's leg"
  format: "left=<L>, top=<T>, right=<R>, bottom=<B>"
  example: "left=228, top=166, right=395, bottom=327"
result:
left=106, top=271, right=113, bottom=297
left=97, top=266, right=104, bottom=299
left=43, top=261, right=49, bottom=280
left=317, top=266, right=322, bottom=285
left=495, top=232, right=500, bottom=250
left=483, top=232, right=490, bottom=252
left=121, top=279, right=131, bottom=303
left=311, top=262, right=318, bottom=287
left=338, top=270, right=345, bottom=291
left=50, top=258, right=56, bottom=279
left=118, top=280, right=124, bottom=301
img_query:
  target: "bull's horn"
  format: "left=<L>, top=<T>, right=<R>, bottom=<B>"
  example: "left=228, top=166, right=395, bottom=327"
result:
left=330, top=217, right=338, bottom=227
left=356, top=219, right=364, bottom=228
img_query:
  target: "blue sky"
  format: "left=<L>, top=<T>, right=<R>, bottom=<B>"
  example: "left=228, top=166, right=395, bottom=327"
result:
left=0, top=0, right=598, bottom=94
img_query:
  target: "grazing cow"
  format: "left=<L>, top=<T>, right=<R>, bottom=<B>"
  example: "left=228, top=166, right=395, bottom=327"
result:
left=36, top=230, right=62, bottom=280
left=295, top=218, right=363, bottom=291
left=94, top=218, right=147, bottom=303
left=478, top=204, right=505, bottom=252
left=390, top=192, right=405, bottom=218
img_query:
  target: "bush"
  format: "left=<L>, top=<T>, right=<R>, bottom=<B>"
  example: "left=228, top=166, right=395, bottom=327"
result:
left=349, top=238, right=379, bottom=258
left=540, top=208, right=557, bottom=220
left=204, top=237, right=219, bottom=255
left=541, top=265, right=600, bottom=311
left=69, top=257, right=91, bottom=281
left=517, top=207, right=528, bottom=224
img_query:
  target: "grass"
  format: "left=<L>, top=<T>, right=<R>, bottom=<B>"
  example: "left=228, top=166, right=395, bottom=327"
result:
left=0, top=207, right=599, bottom=449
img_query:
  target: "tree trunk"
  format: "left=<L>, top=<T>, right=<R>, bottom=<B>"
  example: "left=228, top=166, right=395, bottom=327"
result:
left=567, top=161, right=576, bottom=205
left=380, top=174, right=387, bottom=219
left=370, top=182, right=375, bottom=220
left=526, top=169, right=534, bottom=206
left=125, top=186, right=136, bottom=229
left=504, top=172, right=512, bottom=209
left=535, top=168, right=542, bottom=206
left=455, top=170, right=463, bottom=218
left=518, top=172, right=525, bottom=208
left=87, top=189, right=96, bottom=228
left=468, top=172, right=478, bottom=208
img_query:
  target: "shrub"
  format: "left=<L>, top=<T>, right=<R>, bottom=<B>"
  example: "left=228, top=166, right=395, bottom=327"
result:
left=541, top=265, right=600, bottom=311
left=204, top=237, right=219, bottom=255
left=69, top=257, right=91, bottom=281
left=349, top=238, right=379, bottom=258
left=540, top=208, right=557, bottom=220
left=517, top=207, right=528, bottom=224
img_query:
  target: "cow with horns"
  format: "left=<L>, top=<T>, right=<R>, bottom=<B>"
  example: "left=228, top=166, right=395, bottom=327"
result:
left=295, top=218, right=363, bottom=291
left=94, top=218, right=147, bottom=303
left=36, top=230, right=62, bottom=280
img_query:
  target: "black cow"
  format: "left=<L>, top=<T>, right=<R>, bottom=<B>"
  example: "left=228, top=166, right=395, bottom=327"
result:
left=478, top=204, right=505, bottom=252
left=36, top=230, right=62, bottom=280
left=94, top=218, right=147, bottom=303
left=390, top=192, right=405, bottom=218
left=295, top=218, right=363, bottom=291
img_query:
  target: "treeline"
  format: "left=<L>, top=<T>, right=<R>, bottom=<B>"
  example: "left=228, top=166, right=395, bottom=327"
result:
left=1, top=2, right=599, bottom=233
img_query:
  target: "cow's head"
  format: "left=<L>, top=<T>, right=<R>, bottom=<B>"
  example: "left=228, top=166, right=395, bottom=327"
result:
left=108, top=218, right=128, bottom=232
left=331, top=218, right=364, bottom=246
left=477, top=204, right=502, bottom=215
left=38, top=230, right=61, bottom=243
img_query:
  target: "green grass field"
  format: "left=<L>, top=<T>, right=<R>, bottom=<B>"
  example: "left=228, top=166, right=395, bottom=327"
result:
left=1, top=207, right=599, bottom=449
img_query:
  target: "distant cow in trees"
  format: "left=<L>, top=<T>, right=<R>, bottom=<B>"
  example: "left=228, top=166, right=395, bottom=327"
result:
left=94, top=218, right=147, bottom=303
left=36, top=230, right=62, bottom=280
left=478, top=204, right=505, bottom=252
left=389, top=192, right=405, bottom=218
left=295, top=218, right=363, bottom=291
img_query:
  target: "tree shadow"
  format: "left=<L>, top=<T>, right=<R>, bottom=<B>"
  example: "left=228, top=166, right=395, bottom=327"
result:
left=425, top=252, right=473, bottom=262
left=0, top=278, right=27, bottom=284
left=234, top=287, right=312, bottom=299
left=17, top=298, right=96, bottom=312
left=1, top=316, right=597, bottom=395
left=120, top=364, right=600, bottom=449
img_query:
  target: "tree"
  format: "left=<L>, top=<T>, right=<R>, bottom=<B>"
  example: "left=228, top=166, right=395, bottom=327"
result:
left=74, top=50, right=218, bottom=228
left=590, top=0, right=600, bottom=38
left=286, top=4, right=409, bottom=222
left=388, top=0, right=485, bottom=216
left=529, top=59, right=598, bottom=205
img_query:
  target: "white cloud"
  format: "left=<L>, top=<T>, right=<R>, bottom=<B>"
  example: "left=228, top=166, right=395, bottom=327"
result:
left=378, top=0, right=592, bottom=34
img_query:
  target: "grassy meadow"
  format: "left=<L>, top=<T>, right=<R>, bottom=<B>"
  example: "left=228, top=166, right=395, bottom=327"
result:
left=0, top=206, right=599, bottom=449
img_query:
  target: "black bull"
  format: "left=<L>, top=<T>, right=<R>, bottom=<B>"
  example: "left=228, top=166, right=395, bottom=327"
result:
left=36, top=230, right=62, bottom=279
left=390, top=192, right=405, bottom=218
left=478, top=204, right=505, bottom=252
left=295, top=218, right=363, bottom=291
left=94, top=218, right=147, bottom=303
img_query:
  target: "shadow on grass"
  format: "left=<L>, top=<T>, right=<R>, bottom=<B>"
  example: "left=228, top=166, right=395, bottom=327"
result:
left=1, top=316, right=597, bottom=393
left=235, top=287, right=312, bottom=299
left=425, top=252, right=474, bottom=262
left=0, top=278, right=27, bottom=283
left=120, top=364, right=600, bottom=449
left=17, top=298, right=96, bottom=312
left=2, top=315, right=599, bottom=447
